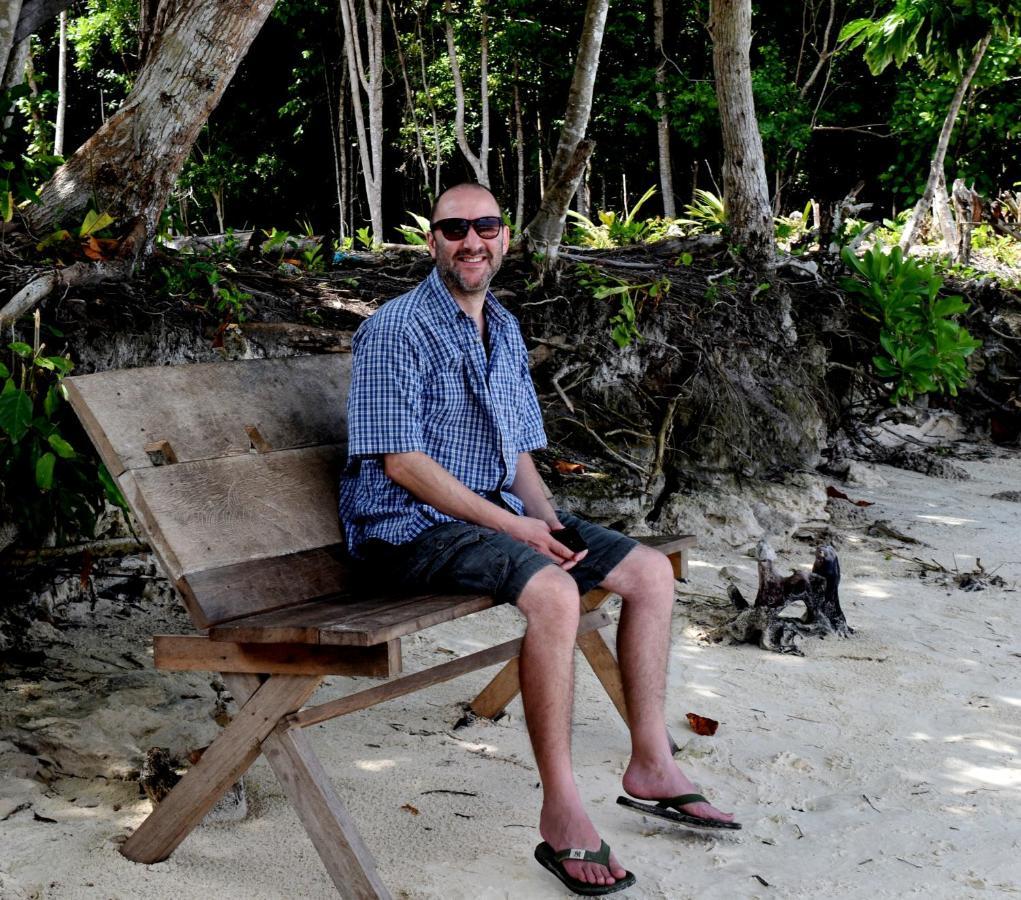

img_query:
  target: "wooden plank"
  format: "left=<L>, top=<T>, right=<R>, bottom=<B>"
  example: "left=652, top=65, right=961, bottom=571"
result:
left=154, top=635, right=401, bottom=677
left=289, top=609, right=611, bottom=729
left=576, top=628, right=629, bottom=724
left=468, top=656, right=521, bottom=720
left=209, top=591, right=498, bottom=647
left=65, top=355, right=351, bottom=476
left=120, top=674, right=321, bottom=864
left=128, top=445, right=344, bottom=581
left=261, top=728, right=393, bottom=900
left=182, top=547, right=354, bottom=628
left=470, top=585, right=611, bottom=719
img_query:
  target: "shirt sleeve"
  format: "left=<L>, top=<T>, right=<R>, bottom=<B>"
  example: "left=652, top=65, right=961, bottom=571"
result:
left=346, top=315, right=426, bottom=457
left=515, top=340, right=547, bottom=453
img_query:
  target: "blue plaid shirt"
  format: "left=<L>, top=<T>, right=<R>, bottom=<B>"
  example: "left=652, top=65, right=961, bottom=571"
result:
left=338, top=268, right=547, bottom=557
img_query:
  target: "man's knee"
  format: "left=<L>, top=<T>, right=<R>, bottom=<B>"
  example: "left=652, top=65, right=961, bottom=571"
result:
left=517, top=564, right=581, bottom=633
left=609, top=545, right=676, bottom=600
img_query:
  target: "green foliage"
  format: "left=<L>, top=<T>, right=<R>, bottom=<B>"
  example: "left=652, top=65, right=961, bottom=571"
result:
left=0, top=325, right=125, bottom=545
left=970, top=224, right=1021, bottom=266
left=397, top=212, right=432, bottom=246
left=841, top=246, right=982, bottom=403
left=567, top=186, right=664, bottom=247
left=577, top=264, right=670, bottom=348
left=156, top=253, right=250, bottom=322
left=678, top=189, right=727, bottom=233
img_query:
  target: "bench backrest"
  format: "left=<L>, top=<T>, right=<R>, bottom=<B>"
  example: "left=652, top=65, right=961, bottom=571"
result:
left=66, top=355, right=354, bottom=629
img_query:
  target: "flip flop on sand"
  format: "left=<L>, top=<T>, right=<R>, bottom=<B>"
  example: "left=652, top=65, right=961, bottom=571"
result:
left=534, top=839, right=637, bottom=896
left=616, top=793, right=743, bottom=832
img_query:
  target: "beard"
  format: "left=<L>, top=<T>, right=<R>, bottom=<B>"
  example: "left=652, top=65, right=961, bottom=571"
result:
left=437, top=247, right=503, bottom=296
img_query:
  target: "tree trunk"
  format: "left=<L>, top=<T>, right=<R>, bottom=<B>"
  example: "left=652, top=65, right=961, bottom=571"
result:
left=417, top=15, right=441, bottom=199
left=444, top=0, right=488, bottom=187
left=652, top=0, right=675, bottom=218
left=52, top=8, right=65, bottom=156
left=25, top=0, right=277, bottom=260
left=1, top=0, right=25, bottom=87
left=338, top=0, right=383, bottom=243
left=899, top=30, right=992, bottom=253
left=524, top=0, right=609, bottom=265
left=709, top=0, right=774, bottom=266
left=388, top=0, right=429, bottom=195
left=513, top=74, right=524, bottom=231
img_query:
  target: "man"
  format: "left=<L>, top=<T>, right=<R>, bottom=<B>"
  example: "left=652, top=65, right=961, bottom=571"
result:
left=339, top=183, right=736, bottom=895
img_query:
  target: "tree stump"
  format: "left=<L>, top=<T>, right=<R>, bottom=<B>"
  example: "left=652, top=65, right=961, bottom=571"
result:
left=711, top=541, right=851, bottom=655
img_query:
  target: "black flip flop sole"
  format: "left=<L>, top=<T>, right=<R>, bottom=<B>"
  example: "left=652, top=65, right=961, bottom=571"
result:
left=616, top=796, right=743, bottom=831
left=534, top=842, right=637, bottom=896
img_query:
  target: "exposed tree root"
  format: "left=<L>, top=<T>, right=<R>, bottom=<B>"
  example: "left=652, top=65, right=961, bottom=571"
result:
left=1, top=260, right=130, bottom=329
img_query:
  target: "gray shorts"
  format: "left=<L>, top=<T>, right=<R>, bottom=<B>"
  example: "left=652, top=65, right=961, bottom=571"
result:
left=359, top=511, right=638, bottom=604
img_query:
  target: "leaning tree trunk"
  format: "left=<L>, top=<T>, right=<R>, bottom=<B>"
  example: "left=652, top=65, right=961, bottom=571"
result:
left=709, top=0, right=774, bottom=266
left=444, top=0, right=489, bottom=187
left=652, top=0, right=675, bottom=218
left=24, top=0, right=277, bottom=259
left=899, top=29, right=992, bottom=254
left=525, top=0, right=609, bottom=266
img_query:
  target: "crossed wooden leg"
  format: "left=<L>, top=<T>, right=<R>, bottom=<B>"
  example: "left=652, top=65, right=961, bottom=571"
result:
left=120, top=672, right=392, bottom=900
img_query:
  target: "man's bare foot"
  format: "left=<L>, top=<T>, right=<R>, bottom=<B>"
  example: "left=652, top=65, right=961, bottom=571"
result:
left=622, top=757, right=735, bottom=823
left=539, top=801, right=627, bottom=886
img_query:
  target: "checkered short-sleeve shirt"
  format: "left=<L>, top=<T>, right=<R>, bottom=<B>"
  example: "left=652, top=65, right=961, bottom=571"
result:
left=338, top=268, right=547, bottom=556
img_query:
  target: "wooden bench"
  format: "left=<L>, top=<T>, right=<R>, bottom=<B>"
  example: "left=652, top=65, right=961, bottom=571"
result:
left=65, top=354, right=695, bottom=899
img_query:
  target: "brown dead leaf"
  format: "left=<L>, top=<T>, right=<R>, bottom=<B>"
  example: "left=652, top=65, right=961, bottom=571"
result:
left=401, top=803, right=420, bottom=816
left=79, top=548, right=93, bottom=589
left=81, top=236, right=118, bottom=260
left=826, top=485, right=874, bottom=507
left=686, top=712, right=719, bottom=736
left=552, top=459, right=586, bottom=474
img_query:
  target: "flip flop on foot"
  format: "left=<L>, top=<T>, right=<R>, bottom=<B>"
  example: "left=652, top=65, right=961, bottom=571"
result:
left=616, top=793, right=742, bottom=832
left=534, top=840, right=637, bottom=896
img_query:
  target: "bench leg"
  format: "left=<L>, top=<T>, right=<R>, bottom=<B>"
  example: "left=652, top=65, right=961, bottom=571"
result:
left=468, top=657, right=521, bottom=719
left=224, top=674, right=392, bottom=900
left=120, top=674, right=321, bottom=864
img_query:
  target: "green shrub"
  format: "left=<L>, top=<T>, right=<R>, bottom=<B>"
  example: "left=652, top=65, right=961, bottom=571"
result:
left=0, top=323, right=125, bottom=546
left=566, top=186, right=666, bottom=247
left=841, top=246, right=982, bottom=404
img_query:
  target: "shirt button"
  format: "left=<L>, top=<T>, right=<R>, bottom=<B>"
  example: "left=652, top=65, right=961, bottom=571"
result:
left=436, top=540, right=446, bottom=549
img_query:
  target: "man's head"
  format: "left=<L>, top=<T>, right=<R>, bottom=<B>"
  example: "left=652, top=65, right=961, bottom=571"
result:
left=427, top=183, right=509, bottom=304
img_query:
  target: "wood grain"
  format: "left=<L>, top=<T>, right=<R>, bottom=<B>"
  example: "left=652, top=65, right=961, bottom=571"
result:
left=65, top=355, right=350, bottom=476
left=120, top=674, right=321, bottom=864
left=128, top=445, right=344, bottom=581
left=289, top=609, right=611, bottom=729
left=154, top=635, right=401, bottom=676
left=209, top=590, right=498, bottom=647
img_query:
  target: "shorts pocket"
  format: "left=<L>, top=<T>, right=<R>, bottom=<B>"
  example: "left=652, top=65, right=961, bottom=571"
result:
left=432, top=535, right=509, bottom=595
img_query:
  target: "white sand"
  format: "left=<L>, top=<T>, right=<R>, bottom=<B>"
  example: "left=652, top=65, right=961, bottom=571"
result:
left=2, top=452, right=1020, bottom=899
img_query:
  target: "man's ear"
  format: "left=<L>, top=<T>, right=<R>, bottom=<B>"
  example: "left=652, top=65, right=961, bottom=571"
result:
left=502, top=225, right=510, bottom=254
left=426, top=229, right=437, bottom=259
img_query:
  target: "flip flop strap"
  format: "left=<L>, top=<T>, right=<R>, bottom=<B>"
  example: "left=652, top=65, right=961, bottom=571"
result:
left=552, top=840, right=611, bottom=866
left=657, top=793, right=707, bottom=809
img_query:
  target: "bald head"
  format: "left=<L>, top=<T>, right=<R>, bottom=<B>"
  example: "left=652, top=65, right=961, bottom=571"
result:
left=430, top=183, right=501, bottom=222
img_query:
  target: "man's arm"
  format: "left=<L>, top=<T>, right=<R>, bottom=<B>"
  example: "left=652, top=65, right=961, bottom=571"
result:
left=508, top=452, right=559, bottom=526
left=384, top=451, right=583, bottom=568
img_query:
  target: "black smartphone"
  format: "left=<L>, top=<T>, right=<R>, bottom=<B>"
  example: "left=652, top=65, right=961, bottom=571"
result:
left=552, top=525, right=588, bottom=554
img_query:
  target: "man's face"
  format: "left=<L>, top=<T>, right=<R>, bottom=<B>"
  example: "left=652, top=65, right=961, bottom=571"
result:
left=427, top=187, right=510, bottom=301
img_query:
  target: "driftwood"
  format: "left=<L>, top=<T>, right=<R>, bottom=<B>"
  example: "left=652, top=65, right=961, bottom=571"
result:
left=711, top=541, right=851, bottom=655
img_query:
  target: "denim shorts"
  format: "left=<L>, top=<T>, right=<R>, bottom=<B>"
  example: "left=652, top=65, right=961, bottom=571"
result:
left=358, top=511, right=638, bottom=605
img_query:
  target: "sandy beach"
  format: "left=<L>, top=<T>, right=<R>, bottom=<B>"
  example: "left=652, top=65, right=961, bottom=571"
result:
left=2, top=445, right=1020, bottom=899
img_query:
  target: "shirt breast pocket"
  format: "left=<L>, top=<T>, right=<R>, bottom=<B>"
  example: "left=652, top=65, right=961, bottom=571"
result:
left=422, top=359, right=469, bottom=425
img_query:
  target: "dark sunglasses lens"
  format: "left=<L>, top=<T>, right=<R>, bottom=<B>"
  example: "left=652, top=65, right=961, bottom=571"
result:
left=474, top=217, right=502, bottom=238
left=436, top=219, right=470, bottom=240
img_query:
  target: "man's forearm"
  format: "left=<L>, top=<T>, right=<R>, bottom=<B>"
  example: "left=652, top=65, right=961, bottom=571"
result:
left=509, top=452, right=559, bottom=525
left=383, top=451, right=517, bottom=532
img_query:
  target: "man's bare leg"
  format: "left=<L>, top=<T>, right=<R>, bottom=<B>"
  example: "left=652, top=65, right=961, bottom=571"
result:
left=603, top=545, right=735, bottom=822
left=517, top=565, right=628, bottom=887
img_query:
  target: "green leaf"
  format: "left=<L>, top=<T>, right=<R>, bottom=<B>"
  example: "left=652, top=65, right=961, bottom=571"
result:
left=79, top=209, right=115, bottom=237
left=9, top=341, right=33, bottom=358
left=0, top=385, right=33, bottom=442
left=35, top=451, right=56, bottom=490
left=47, top=433, right=76, bottom=458
left=98, top=463, right=128, bottom=510
left=43, top=384, right=61, bottom=417
left=42, top=355, right=73, bottom=375
left=0, top=362, right=8, bottom=379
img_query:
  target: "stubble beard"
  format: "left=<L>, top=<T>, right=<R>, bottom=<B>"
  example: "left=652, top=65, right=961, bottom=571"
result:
left=438, top=249, right=502, bottom=297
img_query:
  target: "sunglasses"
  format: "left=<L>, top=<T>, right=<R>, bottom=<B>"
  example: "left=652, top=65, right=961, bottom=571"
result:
left=430, top=216, right=503, bottom=241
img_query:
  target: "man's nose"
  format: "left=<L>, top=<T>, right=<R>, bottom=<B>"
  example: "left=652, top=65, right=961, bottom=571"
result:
left=462, top=225, right=485, bottom=251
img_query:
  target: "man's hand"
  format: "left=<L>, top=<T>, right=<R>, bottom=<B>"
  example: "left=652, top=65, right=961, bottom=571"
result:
left=501, top=514, right=588, bottom=571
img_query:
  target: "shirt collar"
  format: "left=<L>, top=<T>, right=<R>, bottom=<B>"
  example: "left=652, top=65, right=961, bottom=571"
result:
left=423, top=267, right=513, bottom=329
